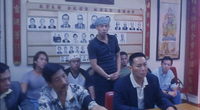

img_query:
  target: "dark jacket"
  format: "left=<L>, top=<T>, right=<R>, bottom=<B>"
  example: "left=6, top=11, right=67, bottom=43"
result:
left=4, top=81, right=34, bottom=110
left=113, top=73, right=174, bottom=110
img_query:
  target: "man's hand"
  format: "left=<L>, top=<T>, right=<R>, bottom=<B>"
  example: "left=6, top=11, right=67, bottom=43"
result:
left=91, top=105, right=107, bottom=110
left=168, top=91, right=177, bottom=97
left=110, top=72, right=119, bottom=81
left=166, top=106, right=175, bottom=110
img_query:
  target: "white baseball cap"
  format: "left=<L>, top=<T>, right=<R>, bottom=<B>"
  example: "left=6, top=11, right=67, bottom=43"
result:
left=68, top=53, right=80, bottom=61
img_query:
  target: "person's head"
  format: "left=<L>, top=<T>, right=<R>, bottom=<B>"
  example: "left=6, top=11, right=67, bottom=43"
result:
left=129, top=52, right=147, bottom=80
left=91, top=15, right=98, bottom=25
left=73, top=34, right=78, bottom=40
left=81, top=46, right=85, bottom=51
left=121, top=34, right=124, bottom=39
left=0, top=63, right=11, bottom=95
left=33, top=51, right=49, bottom=70
left=77, top=14, right=83, bottom=24
left=68, top=53, right=81, bottom=71
left=90, top=34, right=95, bottom=40
left=81, top=33, right=86, bottom=39
left=43, top=63, right=68, bottom=94
left=57, top=46, right=62, bottom=51
left=40, top=18, right=45, bottom=26
left=62, top=14, right=69, bottom=25
left=50, top=19, right=55, bottom=25
left=75, top=46, right=79, bottom=51
left=120, top=51, right=128, bottom=67
left=95, top=17, right=110, bottom=36
left=116, top=21, right=120, bottom=27
left=64, top=46, right=67, bottom=51
left=123, top=22, right=127, bottom=27
left=64, top=33, right=69, bottom=39
left=30, top=18, right=35, bottom=25
left=70, top=46, right=73, bottom=50
left=161, top=56, right=173, bottom=74
left=106, top=16, right=111, bottom=22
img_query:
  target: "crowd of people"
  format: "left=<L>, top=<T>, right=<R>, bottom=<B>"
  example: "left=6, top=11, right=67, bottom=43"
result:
left=0, top=17, right=181, bottom=110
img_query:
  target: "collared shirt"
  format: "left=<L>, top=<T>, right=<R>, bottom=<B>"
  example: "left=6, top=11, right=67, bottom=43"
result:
left=38, top=83, right=96, bottom=110
left=0, top=89, right=12, bottom=110
left=130, top=73, right=148, bottom=109
left=152, top=67, right=177, bottom=90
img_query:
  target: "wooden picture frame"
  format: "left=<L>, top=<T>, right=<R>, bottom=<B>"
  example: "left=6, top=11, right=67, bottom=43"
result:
left=156, top=0, right=182, bottom=60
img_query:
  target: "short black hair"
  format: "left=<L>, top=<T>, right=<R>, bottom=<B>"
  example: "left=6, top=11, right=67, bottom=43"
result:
left=0, top=62, right=10, bottom=73
left=73, top=34, right=78, bottom=38
left=91, top=15, right=98, bottom=20
left=162, top=56, right=173, bottom=65
left=62, top=14, right=69, bottom=19
left=42, top=63, right=64, bottom=83
left=120, top=51, right=128, bottom=56
left=33, top=51, right=49, bottom=69
left=129, top=52, right=146, bottom=66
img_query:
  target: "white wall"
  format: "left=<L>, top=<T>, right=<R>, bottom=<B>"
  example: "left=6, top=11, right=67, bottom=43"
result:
left=4, top=0, right=199, bottom=104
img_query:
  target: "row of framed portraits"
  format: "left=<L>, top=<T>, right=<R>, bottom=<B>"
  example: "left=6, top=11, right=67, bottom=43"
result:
left=60, top=55, right=89, bottom=63
left=52, top=32, right=127, bottom=44
left=27, top=12, right=143, bottom=32
left=56, top=46, right=88, bottom=55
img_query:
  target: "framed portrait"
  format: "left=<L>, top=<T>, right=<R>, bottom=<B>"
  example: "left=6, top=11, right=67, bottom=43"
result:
left=156, top=0, right=182, bottom=60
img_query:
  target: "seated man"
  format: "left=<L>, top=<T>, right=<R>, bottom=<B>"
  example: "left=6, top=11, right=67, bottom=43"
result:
left=64, top=53, right=95, bottom=100
left=0, top=62, right=34, bottom=110
left=119, top=51, right=130, bottom=78
left=38, top=63, right=106, bottom=110
left=152, top=56, right=182, bottom=104
left=113, top=53, right=176, bottom=110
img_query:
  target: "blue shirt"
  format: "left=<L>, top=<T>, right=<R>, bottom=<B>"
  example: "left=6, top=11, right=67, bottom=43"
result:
left=87, top=34, right=120, bottom=74
left=152, top=67, right=177, bottom=90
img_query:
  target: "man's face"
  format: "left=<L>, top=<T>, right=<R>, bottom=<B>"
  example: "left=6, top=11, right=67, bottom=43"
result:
left=30, top=19, right=35, bottom=25
left=82, top=34, right=86, bottom=39
left=121, top=55, right=128, bottom=67
left=90, top=35, right=94, bottom=40
left=92, top=16, right=97, bottom=24
left=131, top=22, right=134, bottom=27
left=62, top=15, right=69, bottom=25
left=50, top=19, right=54, bottom=25
left=0, top=70, right=11, bottom=95
left=77, top=15, right=83, bottom=24
left=129, top=57, right=147, bottom=80
left=121, top=34, right=124, bottom=39
left=161, top=60, right=172, bottom=74
left=73, top=35, right=78, bottom=40
left=48, top=69, right=68, bottom=94
left=34, top=54, right=48, bottom=69
left=124, top=22, right=127, bottom=27
left=40, top=19, right=45, bottom=25
left=70, top=47, right=73, bottom=50
left=96, top=24, right=109, bottom=36
left=64, top=34, right=69, bottom=39
left=116, top=21, right=120, bottom=27
left=69, top=58, right=81, bottom=71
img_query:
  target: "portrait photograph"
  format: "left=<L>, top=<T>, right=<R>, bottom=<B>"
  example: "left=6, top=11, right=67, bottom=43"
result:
left=47, top=18, right=57, bottom=30
left=37, top=18, right=47, bottom=30
left=88, top=33, right=97, bottom=43
left=27, top=17, right=38, bottom=30
left=121, top=21, right=129, bottom=31
left=129, top=21, right=136, bottom=31
left=63, top=46, right=69, bottom=54
left=80, top=33, right=89, bottom=44
left=60, top=56, right=69, bottom=62
left=71, top=33, right=80, bottom=44
left=88, top=13, right=100, bottom=31
left=74, top=12, right=87, bottom=31
left=58, top=12, right=73, bottom=30
left=136, top=22, right=143, bottom=31
left=52, top=32, right=62, bottom=44
left=118, top=33, right=126, bottom=44
left=81, top=55, right=89, bottom=62
left=56, top=46, right=63, bottom=55
left=69, top=45, right=75, bottom=54
left=80, top=46, right=88, bottom=54
left=62, top=32, right=73, bottom=44
left=114, top=20, right=122, bottom=31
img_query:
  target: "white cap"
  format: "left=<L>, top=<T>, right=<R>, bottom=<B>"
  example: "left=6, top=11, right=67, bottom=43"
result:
left=68, top=53, right=80, bottom=61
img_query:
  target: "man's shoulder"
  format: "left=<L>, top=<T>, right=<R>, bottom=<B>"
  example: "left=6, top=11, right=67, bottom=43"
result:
left=64, top=67, right=71, bottom=73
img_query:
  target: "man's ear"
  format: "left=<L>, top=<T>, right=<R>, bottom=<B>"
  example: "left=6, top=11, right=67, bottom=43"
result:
left=46, top=82, right=52, bottom=88
left=128, top=66, right=132, bottom=72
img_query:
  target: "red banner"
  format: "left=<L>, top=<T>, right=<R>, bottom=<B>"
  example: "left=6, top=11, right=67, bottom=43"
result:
left=13, top=0, right=21, bottom=65
left=184, top=0, right=199, bottom=95
left=145, top=0, right=151, bottom=59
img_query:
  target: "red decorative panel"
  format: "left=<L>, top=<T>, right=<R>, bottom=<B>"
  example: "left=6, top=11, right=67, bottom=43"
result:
left=145, top=0, right=151, bottom=59
left=13, top=0, right=21, bottom=65
left=184, top=0, right=199, bottom=95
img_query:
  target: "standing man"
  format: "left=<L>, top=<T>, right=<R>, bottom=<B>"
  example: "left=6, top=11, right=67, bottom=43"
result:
left=38, top=63, right=106, bottom=110
left=88, top=17, right=121, bottom=106
left=64, top=53, right=95, bottom=100
left=152, top=56, right=182, bottom=104
left=113, top=53, right=176, bottom=110
left=0, top=62, right=34, bottom=110
left=119, top=51, right=131, bottom=78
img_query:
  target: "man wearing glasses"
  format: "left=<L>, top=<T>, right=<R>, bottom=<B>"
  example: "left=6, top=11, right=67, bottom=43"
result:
left=64, top=53, right=95, bottom=100
left=75, top=14, right=85, bottom=29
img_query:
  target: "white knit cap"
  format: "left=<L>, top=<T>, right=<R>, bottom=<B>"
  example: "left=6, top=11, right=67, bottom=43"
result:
left=68, top=53, right=80, bottom=61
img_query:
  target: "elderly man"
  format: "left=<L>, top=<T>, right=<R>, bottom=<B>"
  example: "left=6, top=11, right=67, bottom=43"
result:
left=38, top=63, right=106, bottom=110
left=64, top=53, right=95, bottom=100
left=113, top=53, right=176, bottom=110
left=0, top=62, right=34, bottom=110
left=88, top=16, right=120, bottom=106
left=152, top=56, right=182, bottom=104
